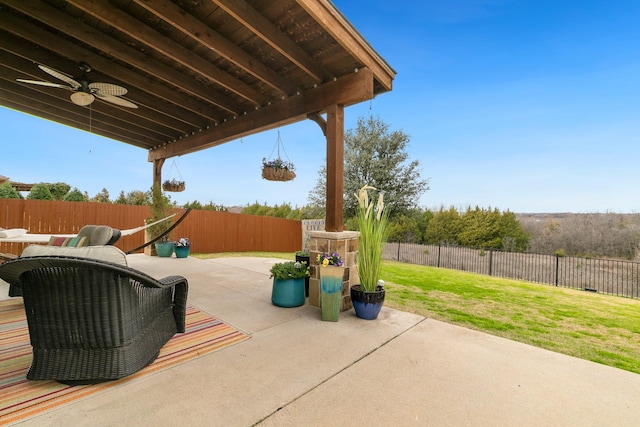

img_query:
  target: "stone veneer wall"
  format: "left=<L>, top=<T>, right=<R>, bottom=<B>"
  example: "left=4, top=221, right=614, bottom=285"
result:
left=307, top=230, right=359, bottom=311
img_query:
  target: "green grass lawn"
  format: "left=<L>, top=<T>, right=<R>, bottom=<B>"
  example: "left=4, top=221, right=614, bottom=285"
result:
left=381, top=260, right=640, bottom=374
left=196, top=252, right=640, bottom=374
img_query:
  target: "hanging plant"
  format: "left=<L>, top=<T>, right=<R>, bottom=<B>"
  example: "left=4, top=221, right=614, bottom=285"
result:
left=162, top=178, right=185, bottom=192
left=163, top=159, right=186, bottom=191
left=262, top=158, right=296, bottom=182
left=262, top=130, right=296, bottom=182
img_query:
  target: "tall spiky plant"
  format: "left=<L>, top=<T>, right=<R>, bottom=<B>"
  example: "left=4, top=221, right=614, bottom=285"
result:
left=355, top=185, right=390, bottom=292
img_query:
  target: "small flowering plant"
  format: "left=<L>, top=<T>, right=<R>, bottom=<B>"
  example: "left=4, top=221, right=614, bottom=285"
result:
left=317, top=252, right=343, bottom=267
left=270, top=261, right=309, bottom=280
left=262, top=157, right=295, bottom=172
left=175, top=237, right=191, bottom=247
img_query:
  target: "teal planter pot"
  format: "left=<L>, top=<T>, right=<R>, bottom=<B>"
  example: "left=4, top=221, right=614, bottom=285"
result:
left=272, top=278, right=305, bottom=307
left=155, top=242, right=174, bottom=257
left=174, top=246, right=190, bottom=258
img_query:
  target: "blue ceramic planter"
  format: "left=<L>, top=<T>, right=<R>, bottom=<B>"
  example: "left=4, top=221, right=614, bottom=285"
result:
left=271, top=278, right=305, bottom=307
left=174, top=246, right=190, bottom=258
left=350, top=285, right=385, bottom=320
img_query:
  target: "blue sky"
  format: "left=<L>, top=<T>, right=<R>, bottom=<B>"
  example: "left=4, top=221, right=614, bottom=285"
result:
left=2, top=0, right=639, bottom=213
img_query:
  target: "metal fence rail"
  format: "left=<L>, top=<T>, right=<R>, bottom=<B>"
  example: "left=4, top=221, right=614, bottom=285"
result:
left=384, top=242, right=640, bottom=299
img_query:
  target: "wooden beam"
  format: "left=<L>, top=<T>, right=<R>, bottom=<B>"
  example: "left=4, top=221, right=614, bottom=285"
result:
left=212, top=0, right=332, bottom=83
left=153, top=159, right=165, bottom=188
left=131, top=0, right=297, bottom=97
left=0, top=19, right=213, bottom=129
left=325, top=104, right=344, bottom=232
left=148, top=68, right=373, bottom=161
left=307, top=112, right=327, bottom=136
left=296, top=0, right=396, bottom=92
left=68, top=0, right=267, bottom=108
left=4, top=0, right=244, bottom=115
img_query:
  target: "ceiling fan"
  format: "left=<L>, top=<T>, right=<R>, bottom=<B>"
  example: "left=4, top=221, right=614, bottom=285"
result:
left=17, top=62, right=138, bottom=108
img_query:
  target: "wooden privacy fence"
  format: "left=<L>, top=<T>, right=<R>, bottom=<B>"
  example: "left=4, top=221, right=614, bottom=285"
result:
left=0, top=199, right=302, bottom=256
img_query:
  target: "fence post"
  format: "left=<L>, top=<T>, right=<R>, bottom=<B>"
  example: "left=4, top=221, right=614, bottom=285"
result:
left=555, top=255, right=559, bottom=286
left=397, top=242, right=400, bottom=261
left=488, top=250, right=493, bottom=276
left=437, top=244, right=441, bottom=268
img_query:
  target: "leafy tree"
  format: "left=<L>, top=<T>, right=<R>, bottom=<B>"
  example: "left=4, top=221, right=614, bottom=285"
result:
left=387, top=211, right=425, bottom=243
left=243, top=202, right=299, bottom=219
left=308, top=115, right=429, bottom=219
left=183, top=200, right=229, bottom=211
left=0, top=182, right=21, bottom=199
left=114, top=190, right=127, bottom=204
left=499, top=211, right=530, bottom=251
left=63, top=188, right=87, bottom=202
left=424, top=207, right=463, bottom=245
left=297, top=204, right=325, bottom=220
left=183, top=200, right=203, bottom=210
left=458, top=207, right=502, bottom=249
left=47, top=182, right=71, bottom=200
left=423, top=206, right=530, bottom=251
left=114, top=190, right=149, bottom=205
left=27, top=183, right=53, bottom=200
left=92, top=188, right=111, bottom=203
left=241, top=202, right=323, bottom=220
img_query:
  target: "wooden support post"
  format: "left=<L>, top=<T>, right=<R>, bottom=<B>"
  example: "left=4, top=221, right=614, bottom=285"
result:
left=153, top=158, right=165, bottom=188
left=325, top=104, right=344, bottom=232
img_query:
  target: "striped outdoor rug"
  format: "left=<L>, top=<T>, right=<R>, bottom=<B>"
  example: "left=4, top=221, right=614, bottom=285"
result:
left=0, top=299, right=250, bottom=425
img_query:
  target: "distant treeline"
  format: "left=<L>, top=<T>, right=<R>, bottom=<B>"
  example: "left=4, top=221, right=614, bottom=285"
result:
left=518, top=213, right=640, bottom=260
left=3, top=181, right=638, bottom=260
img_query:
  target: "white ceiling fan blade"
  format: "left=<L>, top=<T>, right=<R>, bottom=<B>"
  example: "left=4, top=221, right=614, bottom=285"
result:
left=70, top=91, right=95, bottom=106
left=38, top=64, right=81, bottom=90
left=95, top=93, right=138, bottom=108
left=89, top=82, right=127, bottom=96
left=16, top=79, right=73, bottom=90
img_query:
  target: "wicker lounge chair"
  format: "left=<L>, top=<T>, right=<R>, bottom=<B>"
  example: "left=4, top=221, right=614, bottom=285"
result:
left=0, top=256, right=188, bottom=384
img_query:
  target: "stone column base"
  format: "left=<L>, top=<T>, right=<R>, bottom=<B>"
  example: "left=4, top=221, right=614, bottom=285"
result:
left=308, top=230, right=358, bottom=311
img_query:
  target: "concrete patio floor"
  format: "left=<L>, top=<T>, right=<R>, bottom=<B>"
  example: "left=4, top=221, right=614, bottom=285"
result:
left=3, top=254, right=640, bottom=426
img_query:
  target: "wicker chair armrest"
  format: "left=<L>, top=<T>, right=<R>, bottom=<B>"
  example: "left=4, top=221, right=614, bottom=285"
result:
left=158, top=275, right=188, bottom=332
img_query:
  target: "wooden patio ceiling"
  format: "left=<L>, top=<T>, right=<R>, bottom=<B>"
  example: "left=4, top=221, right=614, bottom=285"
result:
left=0, top=0, right=396, bottom=163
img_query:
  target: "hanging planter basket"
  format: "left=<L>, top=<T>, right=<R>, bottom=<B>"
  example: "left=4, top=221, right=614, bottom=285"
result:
left=262, top=164, right=296, bottom=182
left=163, top=159, right=185, bottom=192
left=261, top=131, right=296, bottom=182
left=162, top=179, right=185, bottom=192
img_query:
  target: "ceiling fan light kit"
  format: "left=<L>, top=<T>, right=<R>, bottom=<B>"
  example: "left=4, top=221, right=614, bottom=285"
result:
left=70, top=91, right=94, bottom=106
left=16, top=62, right=138, bottom=109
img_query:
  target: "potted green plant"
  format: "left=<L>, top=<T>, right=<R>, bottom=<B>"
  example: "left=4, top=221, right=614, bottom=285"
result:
left=174, top=237, right=191, bottom=258
left=146, top=182, right=174, bottom=257
left=317, top=252, right=344, bottom=321
left=270, top=261, right=309, bottom=307
left=351, top=185, right=390, bottom=320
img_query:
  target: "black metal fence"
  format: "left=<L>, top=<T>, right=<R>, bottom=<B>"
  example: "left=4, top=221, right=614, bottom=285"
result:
left=384, top=242, right=640, bottom=299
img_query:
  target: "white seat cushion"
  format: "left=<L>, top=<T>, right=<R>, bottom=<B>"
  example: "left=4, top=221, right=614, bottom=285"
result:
left=20, top=245, right=128, bottom=266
